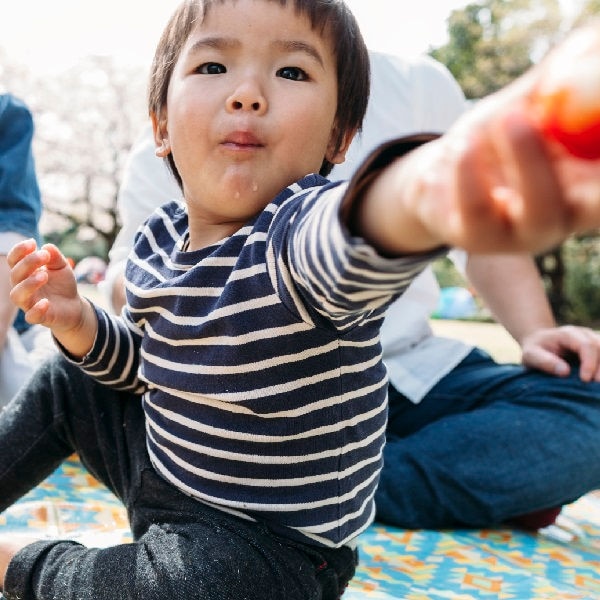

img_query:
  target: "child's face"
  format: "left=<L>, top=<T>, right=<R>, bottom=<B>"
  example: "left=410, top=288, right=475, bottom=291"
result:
left=154, top=0, right=350, bottom=237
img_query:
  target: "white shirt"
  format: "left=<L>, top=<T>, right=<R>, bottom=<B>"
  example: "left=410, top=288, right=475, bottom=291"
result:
left=103, top=51, right=472, bottom=403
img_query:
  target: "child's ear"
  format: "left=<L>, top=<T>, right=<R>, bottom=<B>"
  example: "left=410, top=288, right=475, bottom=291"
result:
left=151, top=110, right=171, bottom=158
left=325, top=126, right=357, bottom=165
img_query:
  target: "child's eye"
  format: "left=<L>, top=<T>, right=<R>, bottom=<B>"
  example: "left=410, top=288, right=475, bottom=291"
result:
left=196, top=62, right=227, bottom=75
left=277, top=66, right=308, bottom=81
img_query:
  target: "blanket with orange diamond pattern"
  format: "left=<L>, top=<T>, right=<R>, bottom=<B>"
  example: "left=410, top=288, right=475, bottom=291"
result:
left=2, top=456, right=600, bottom=599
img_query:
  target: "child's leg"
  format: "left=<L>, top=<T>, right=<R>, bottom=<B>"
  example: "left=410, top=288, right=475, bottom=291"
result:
left=6, top=467, right=357, bottom=599
left=0, top=354, right=139, bottom=511
left=1, top=356, right=357, bottom=599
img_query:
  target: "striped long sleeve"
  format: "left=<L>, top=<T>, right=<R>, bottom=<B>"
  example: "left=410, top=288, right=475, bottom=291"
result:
left=79, top=174, right=443, bottom=547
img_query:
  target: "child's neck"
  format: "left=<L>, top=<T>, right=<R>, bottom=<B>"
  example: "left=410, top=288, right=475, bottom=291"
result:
left=186, top=219, right=244, bottom=251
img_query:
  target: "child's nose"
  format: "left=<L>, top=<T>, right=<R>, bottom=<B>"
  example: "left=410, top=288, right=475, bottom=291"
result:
left=226, top=80, right=267, bottom=114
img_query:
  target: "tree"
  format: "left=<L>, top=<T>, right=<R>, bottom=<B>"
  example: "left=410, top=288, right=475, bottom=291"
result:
left=1, top=52, right=149, bottom=262
left=574, top=0, right=600, bottom=26
left=429, top=0, right=599, bottom=323
left=31, top=56, right=148, bottom=260
left=0, top=48, right=35, bottom=97
left=431, top=0, right=562, bottom=99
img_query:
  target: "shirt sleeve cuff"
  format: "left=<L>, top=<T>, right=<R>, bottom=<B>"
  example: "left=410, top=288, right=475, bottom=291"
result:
left=340, top=133, right=440, bottom=226
left=4, top=540, right=83, bottom=599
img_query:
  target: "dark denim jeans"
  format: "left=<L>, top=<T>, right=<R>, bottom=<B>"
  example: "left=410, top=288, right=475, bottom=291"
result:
left=0, top=356, right=356, bottom=600
left=376, top=347, right=600, bottom=528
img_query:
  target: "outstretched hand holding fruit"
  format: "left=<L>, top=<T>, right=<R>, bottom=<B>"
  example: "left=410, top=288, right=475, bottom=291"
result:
left=353, top=19, right=600, bottom=259
left=8, top=239, right=97, bottom=358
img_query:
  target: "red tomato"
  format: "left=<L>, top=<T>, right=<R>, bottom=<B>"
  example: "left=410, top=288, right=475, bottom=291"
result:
left=531, top=23, right=600, bottom=160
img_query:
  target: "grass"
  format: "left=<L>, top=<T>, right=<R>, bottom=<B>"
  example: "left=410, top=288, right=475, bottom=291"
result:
left=430, top=318, right=521, bottom=364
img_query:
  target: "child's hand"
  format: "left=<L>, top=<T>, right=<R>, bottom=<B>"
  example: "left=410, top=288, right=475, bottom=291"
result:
left=359, top=21, right=600, bottom=257
left=9, top=240, right=79, bottom=330
left=413, top=103, right=578, bottom=255
left=442, top=21, right=600, bottom=254
left=8, top=240, right=97, bottom=357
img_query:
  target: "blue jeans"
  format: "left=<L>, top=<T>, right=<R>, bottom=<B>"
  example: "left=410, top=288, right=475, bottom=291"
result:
left=0, top=94, right=42, bottom=334
left=0, top=356, right=356, bottom=600
left=376, top=347, right=600, bottom=528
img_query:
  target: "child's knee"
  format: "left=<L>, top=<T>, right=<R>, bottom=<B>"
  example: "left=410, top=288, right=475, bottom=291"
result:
left=138, top=523, right=321, bottom=600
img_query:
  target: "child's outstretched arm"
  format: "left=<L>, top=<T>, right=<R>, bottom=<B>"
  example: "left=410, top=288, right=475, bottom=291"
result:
left=8, top=239, right=97, bottom=358
left=352, top=111, right=566, bottom=255
left=349, top=21, right=600, bottom=259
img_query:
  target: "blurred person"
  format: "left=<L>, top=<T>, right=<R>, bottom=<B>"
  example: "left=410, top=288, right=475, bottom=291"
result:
left=105, top=50, right=600, bottom=532
left=0, top=94, right=54, bottom=407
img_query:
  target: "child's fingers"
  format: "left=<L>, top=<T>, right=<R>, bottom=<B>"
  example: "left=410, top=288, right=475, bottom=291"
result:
left=500, top=110, right=570, bottom=246
left=9, top=267, right=49, bottom=314
left=6, top=238, right=38, bottom=269
left=8, top=245, right=52, bottom=317
left=22, top=298, right=51, bottom=326
left=8, top=246, right=51, bottom=288
left=454, top=109, right=571, bottom=255
left=41, top=243, right=70, bottom=271
left=451, top=133, right=518, bottom=251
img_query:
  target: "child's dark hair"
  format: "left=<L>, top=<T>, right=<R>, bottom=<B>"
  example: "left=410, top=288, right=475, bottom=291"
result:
left=148, top=0, right=370, bottom=186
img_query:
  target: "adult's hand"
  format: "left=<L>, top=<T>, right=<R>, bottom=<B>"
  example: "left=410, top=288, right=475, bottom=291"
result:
left=521, top=325, right=600, bottom=382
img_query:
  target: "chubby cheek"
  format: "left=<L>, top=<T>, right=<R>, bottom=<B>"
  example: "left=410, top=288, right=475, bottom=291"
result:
left=168, top=122, right=211, bottom=182
left=290, top=106, right=338, bottom=173
left=166, top=81, right=212, bottom=151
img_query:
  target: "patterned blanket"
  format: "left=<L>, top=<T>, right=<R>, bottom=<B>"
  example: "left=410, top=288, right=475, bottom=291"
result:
left=2, top=456, right=600, bottom=599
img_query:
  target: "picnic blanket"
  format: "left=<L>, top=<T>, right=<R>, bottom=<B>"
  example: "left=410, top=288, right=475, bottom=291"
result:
left=2, top=455, right=600, bottom=599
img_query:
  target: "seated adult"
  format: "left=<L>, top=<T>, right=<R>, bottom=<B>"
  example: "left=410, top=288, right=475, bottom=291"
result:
left=104, top=51, right=600, bottom=530
left=0, top=94, right=54, bottom=407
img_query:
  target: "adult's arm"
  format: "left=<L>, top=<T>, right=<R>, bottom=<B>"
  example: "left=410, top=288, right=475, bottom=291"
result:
left=0, top=94, right=42, bottom=342
left=466, top=253, right=556, bottom=340
left=466, top=253, right=600, bottom=381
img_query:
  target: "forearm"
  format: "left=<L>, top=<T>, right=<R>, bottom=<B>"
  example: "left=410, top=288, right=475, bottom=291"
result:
left=345, top=135, right=445, bottom=256
left=466, top=253, right=556, bottom=344
left=52, top=296, right=99, bottom=359
left=353, top=157, right=438, bottom=255
left=467, top=253, right=600, bottom=381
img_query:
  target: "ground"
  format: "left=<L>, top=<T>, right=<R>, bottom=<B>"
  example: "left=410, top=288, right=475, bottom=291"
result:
left=431, top=318, right=521, bottom=363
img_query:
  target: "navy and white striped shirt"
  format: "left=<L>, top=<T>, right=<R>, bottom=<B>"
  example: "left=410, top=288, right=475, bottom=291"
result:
left=81, top=174, right=440, bottom=547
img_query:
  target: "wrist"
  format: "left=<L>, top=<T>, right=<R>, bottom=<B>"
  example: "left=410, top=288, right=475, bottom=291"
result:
left=517, top=322, right=557, bottom=345
left=54, top=297, right=98, bottom=359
